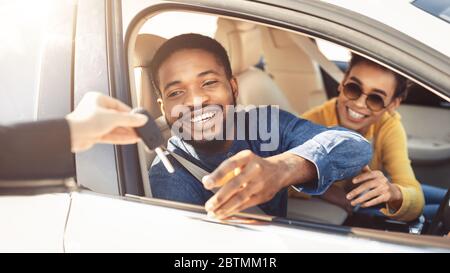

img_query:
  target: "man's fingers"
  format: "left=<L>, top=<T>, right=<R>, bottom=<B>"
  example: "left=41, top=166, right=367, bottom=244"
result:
left=362, top=165, right=371, bottom=172
left=229, top=195, right=265, bottom=219
left=212, top=191, right=252, bottom=220
left=212, top=178, right=265, bottom=219
left=205, top=161, right=261, bottom=212
left=203, top=150, right=254, bottom=189
left=203, top=167, right=241, bottom=190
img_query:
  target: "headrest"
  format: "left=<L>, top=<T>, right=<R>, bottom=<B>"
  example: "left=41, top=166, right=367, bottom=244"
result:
left=214, top=18, right=262, bottom=74
left=133, top=34, right=167, bottom=67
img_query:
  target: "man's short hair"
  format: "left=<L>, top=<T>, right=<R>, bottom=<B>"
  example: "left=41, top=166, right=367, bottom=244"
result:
left=346, top=53, right=409, bottom=101
left=150, top=33, right=233, bottom=98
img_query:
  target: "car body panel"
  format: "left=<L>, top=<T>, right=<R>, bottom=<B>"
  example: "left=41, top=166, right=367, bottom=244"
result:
left=0, top=193, right=71, bottom=252
left=64, top=191, right=442, bottom=252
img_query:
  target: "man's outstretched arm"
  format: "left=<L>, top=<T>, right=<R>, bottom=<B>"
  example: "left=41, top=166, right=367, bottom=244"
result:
left=202, top=111, right=372, bottom=219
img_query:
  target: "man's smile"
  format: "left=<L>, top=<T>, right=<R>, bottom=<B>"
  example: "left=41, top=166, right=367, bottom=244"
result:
left=191, top=110, right=217, bottom=124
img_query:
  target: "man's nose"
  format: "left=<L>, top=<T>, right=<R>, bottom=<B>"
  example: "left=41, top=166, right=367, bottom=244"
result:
left=184, top=88, right=210, bottom=107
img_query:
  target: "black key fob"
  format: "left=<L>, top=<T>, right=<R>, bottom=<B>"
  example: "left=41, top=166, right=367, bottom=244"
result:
left=131, top=108, right=163, bottom=150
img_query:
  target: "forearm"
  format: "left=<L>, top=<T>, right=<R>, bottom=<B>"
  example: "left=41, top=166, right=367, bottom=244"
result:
left=269, top=152, right=317, bottom=189
left=287, top=128, right=372, bottom=194
left=0, top=120, right=75, bottom=180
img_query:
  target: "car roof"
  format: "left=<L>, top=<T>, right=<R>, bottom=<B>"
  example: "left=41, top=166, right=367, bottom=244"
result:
left=320, top=0, right=450, bottom=58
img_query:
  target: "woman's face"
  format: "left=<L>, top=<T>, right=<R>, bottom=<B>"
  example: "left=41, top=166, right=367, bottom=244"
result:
left=336, top=61, right=401, bottom=134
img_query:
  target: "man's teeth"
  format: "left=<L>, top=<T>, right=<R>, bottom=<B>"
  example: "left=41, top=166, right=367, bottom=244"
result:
left=191, top=112, right=216, bottom=123
left=348, top=108, right=365, bottom=119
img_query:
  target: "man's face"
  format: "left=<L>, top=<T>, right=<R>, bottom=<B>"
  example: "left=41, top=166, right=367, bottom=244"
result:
left=157, top=49, right=238, bottom=145
left=336, top=62, right=400, bottom=133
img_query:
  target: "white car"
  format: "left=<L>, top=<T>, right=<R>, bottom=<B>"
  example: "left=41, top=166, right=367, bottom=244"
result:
left=0, top=0, right=449, bottom=253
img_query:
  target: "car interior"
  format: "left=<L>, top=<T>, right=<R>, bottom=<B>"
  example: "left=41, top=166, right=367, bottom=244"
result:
left=127, top=11, right=450, bottom=236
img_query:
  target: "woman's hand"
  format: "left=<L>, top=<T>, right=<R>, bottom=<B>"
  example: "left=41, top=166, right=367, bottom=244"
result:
left=346, top=166, right=403, bottom=210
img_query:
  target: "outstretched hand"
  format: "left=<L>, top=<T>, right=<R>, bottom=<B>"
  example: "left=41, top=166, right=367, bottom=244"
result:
left=66, top=92, right=148, bottom=152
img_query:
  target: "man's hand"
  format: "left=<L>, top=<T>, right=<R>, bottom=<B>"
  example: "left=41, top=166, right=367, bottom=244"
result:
left=346, top=165, right=403, bottom=210
left=202, top=150, right=316, bottom=219
left=66, top=92, right=148, bottom=153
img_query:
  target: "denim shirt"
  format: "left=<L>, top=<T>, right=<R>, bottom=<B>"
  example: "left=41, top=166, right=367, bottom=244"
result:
left=149, top=107, right=372, bottom=217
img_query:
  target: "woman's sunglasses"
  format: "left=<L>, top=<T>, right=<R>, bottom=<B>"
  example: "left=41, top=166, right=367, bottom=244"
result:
left=342, top=82, right=388, bottom=111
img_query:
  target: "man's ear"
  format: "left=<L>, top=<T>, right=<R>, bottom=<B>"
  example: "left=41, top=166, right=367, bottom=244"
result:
left=157, top=98, right=165, bottom=117
left=230, top=77, right=239, bottom=101
left=388, top=97, right=401, bottom=114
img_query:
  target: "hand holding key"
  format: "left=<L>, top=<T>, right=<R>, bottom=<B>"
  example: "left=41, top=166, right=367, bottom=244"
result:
left=66, top=92, right=148, bottom=153
left=132, top=108, right=174, bottom=173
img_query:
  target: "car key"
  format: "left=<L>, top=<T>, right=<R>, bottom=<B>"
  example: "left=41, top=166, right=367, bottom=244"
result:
left=131, top=108, right=174, bottom=173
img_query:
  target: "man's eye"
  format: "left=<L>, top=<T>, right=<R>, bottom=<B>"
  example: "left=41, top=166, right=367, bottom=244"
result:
left=203, top=80, right=218, bottom=87
left=167, top=90, right=184, bottom=98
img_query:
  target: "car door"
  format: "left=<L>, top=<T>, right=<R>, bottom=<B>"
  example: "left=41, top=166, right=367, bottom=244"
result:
left=0, top=0, right=76, bottom=252
left=64, top=189, right=448, bottom=252
left=61, top=0, right=450, bottom=251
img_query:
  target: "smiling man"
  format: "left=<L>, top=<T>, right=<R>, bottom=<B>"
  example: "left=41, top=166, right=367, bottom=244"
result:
left=148, top=33, right=372, bottom=219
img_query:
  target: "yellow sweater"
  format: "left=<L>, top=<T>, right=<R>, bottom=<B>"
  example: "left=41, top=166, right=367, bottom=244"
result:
left=300, top=98, right=424, bottom=221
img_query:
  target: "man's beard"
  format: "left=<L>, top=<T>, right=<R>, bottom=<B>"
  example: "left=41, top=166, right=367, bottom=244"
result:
left=183, top=117, right=229, bottom=154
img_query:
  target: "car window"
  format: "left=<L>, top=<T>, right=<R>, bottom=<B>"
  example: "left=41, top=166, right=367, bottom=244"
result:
left=126, top=8, right=449, bottom=238
left=316, top=39, right=351, bottom=63
left=139, top=11, right=217, bottom=38
left=0, top=0, right=53, bottom=124
left=316, top=43, right=450, bottom=110
left=413, top=0, right=450, bottom=24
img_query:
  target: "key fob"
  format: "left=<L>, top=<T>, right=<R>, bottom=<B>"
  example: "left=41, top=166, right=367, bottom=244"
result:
left=131, top=108, right=163, bottom=150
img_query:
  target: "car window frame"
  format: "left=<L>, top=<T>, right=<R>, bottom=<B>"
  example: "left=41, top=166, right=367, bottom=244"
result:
left=108, top=0, right=450, bottom=246
left=119, top=0, right=450, bottom=194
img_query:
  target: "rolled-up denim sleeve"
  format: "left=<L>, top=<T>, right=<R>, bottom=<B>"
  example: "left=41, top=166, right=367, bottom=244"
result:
left=289, top=128, right=372, bottom=195
left=278, top=110, right=372, bottom=195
